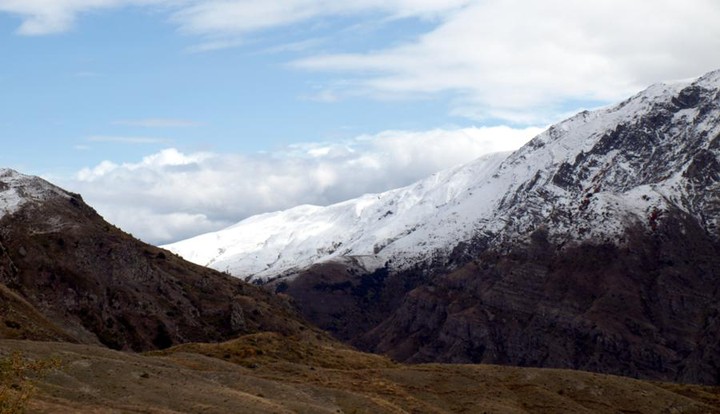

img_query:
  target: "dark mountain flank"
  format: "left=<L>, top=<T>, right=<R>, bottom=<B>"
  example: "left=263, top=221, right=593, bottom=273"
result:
left=0, top=169, right=309, bottom=351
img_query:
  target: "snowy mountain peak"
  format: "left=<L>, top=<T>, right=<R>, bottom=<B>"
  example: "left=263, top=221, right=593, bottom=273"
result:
left=165, top=69, right=720, bottom=283
left=0, top=169, right=71, bottom=219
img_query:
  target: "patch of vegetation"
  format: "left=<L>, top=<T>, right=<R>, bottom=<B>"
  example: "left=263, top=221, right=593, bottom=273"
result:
left=0, top=352, right=60, bottom=413
left=151, top=332, right=394, bottom=371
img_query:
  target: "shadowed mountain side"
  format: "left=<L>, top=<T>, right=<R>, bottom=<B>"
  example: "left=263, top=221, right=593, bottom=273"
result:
left=0, top=282, right=76, bottom=343
left=284, top=212, right=720, bottom=385
left=0, top=180, right=313, bottom=351
left=1, top=338, right=718, bottom=414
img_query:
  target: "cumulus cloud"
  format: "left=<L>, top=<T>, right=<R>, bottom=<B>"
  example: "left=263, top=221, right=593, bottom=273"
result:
left=63, top=126, right=542, bottom=244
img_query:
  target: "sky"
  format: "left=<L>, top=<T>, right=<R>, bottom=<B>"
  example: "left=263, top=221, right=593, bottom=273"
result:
left=2, top=0, right=720, bottom=244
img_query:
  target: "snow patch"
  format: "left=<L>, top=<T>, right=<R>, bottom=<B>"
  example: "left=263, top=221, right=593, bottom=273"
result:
left=0, top=169, right=68, bottom=219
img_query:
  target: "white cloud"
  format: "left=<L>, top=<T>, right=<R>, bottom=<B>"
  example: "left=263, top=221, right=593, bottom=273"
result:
left=4, top=1, right=719, bottom=122
left=301, top=90, right=340, bottom=103
left=100, top=208, right=221, bottom=243
left=175, top=0, right=470, bottom=52
left=292, top=0, right=720, bottom=123
left=63, top=126, right=542, bottom=244
left=76, top=160, right=118, bottom=180
left=74, top=71, right=102, bottom=78
left=0, top=0, right=469, bottom=36
left=183, top=38, right=246, bottom=54
left=170, top=0, right=471, bottom=36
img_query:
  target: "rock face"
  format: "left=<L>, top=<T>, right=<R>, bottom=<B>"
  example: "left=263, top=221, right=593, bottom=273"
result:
left=276, top=71, right=720, bottom=385
left=354, top=217, right=720, bottom=385
left=0, top=169, right=307, bottom=351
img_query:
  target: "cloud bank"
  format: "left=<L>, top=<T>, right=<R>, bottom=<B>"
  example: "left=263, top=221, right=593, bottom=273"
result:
left=63, top=126, right=542, bottom=244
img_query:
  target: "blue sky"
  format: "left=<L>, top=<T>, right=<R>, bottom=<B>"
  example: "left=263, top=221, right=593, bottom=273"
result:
left=0, top=3, right=456, bottom=175
left=2, top=0, right=720, bottom=244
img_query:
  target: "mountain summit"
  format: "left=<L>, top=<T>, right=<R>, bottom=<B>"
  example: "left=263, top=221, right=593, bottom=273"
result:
left=166, top=69, right=720, bottom=384
left=0, top=168, right=71, bottom=218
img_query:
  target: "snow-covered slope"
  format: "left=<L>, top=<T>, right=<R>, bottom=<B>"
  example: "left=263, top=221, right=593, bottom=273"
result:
left=163, top=151, right=510, bottom=280
left=164, top=69, right=720, bottom=282
left=0, top=168, right=70, bottom=219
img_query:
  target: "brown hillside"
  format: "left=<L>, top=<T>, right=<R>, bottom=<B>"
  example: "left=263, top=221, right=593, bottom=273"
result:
left=0, top=338, right=717, bottom=414
left=0, top=183, right=312, bottom=351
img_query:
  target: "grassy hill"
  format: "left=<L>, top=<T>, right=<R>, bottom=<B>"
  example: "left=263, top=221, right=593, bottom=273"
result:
left=1, top=336, right=717, bottom=413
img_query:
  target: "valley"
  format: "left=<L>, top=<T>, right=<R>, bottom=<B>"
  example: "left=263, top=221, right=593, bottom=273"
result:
left=1, top=70, right=720, bottom=412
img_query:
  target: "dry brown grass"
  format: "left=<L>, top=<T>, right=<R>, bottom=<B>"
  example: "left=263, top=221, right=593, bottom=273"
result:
left=0, top=338, right=716, bottom=414
left=150, top=331, right=394, bottom=371
left=0, top=352, right=61, bottom=413
left=0, top=285, right=76, bottom=343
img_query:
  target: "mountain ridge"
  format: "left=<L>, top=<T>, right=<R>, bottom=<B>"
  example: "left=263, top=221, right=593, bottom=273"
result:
left=165, top=69, right=720, bottom=284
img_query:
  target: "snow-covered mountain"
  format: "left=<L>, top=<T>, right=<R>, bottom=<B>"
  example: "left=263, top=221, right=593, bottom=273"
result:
left=163, top=151, right=510, bottom=281
left=165, top=69, right=720, bottom=283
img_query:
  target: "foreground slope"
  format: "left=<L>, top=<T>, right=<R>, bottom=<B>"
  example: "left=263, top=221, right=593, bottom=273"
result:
left=2, top=338, right=718, bottom=413
left=0, top=168, right=309, bottom=351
